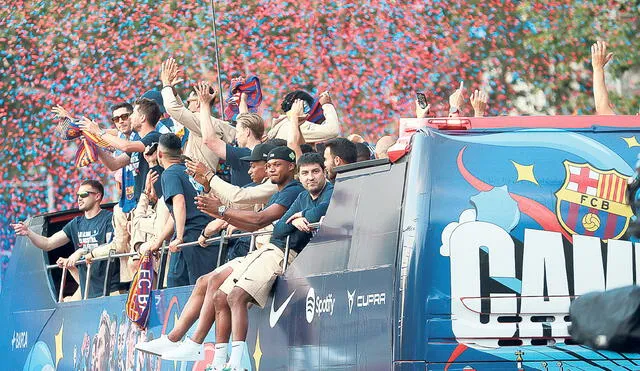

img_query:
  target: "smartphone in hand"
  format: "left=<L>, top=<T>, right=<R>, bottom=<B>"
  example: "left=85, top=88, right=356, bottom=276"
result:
left=416, top=92, right=428, bottom=109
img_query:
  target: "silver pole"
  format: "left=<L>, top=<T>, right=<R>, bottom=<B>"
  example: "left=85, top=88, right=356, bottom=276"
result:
left=216, top=230, right=226, bottom=268
left=58, top=266, right=67, bottom=303
left=282, top=236, right=291, bottom=272
left=83, top=264, right=92, bottom=300
left=209, top=0, right=225, bottom=117
left=249, top=235, right=256, bottom=252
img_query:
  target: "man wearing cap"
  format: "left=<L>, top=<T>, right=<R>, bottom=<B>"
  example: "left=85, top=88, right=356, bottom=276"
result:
left=136, top=146, right=303, bottom=364
left=197, top=142, right=278, bottom=262
left=186, top=143, right=280, bottom=212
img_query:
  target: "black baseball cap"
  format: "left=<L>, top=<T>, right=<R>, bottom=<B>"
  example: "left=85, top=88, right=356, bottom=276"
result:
left=240, top=143, right=277, bottom=162
left=267, top=146, right=296, bottom=163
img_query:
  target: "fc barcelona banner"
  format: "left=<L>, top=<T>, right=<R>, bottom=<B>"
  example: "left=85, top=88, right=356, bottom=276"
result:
left=126, top=251, right=155, bottom=329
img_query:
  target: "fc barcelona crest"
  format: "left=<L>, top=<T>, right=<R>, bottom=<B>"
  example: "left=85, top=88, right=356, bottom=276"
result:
left=555, top=161, right=633, bottom=240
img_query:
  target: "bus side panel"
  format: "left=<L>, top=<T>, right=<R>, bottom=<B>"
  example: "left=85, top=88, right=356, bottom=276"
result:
left=399, top=128, right=640, bottom=369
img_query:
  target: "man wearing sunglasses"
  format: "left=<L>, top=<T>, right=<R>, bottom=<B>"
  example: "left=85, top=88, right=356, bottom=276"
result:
left=11, top=180, right=120, bottom=299
left=82, top=98, right=162, bottom=208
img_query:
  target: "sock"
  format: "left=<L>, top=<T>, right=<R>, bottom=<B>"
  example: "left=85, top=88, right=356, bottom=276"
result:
left=228, top=341, right=246, bottom=368
left=213, top=343, right=227, bottom=367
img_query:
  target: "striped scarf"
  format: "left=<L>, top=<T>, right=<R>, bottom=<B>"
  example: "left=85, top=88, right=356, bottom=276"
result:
left=55, top=118, right=112, bottom=167
left=224, top=75, right=263, bottom=121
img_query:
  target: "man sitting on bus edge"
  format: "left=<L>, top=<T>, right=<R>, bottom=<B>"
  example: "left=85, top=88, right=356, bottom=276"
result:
left=210, top=151, right=332, bottom=370
left=11, top=180, right=121, bottom=299
left=135, top=145, right=304, bottom=366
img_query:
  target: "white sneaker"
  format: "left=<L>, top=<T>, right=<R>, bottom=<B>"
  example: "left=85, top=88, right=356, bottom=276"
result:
left=135, top=335, right=180, bottom=356
left=221, top=364, right=247, bottom=371
left=161, top=338, right=205, bottom=361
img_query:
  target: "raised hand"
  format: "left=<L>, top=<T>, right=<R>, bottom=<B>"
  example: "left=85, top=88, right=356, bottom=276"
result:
left=415, top=100, right=431, bottom=118
left=591, top=41, right=613, bottom=70
left=449, top=82, right=465, bottom=113
left=470, top=89, right=489, bottom=117
left=318, top=91, right=332, bottom=105
left=52, top=105, right=72, bottom=119
left=193, top=81, right=216, bottom=104
left=161, top=58, right=183, bottom=87
left=287, top=99, right=306, bottom=123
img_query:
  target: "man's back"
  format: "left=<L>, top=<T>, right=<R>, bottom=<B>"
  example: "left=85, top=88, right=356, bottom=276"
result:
left=161, top=163, right=211, bottom=239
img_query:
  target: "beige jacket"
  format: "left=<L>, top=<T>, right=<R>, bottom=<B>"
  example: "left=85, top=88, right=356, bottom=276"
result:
left=267, top=103, right=340, bottom=143
left=208, top=176, right=277, bottom=249
left=208, top=175, right=277, bottom=210
left=161, top=86, right=236, bottom=171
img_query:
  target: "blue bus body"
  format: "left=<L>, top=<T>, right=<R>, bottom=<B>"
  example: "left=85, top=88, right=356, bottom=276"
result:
left=4, top=115, right=640, bottom=370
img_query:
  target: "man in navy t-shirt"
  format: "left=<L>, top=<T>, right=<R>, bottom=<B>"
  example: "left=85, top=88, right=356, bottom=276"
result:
left=154, top=133, right=215, bottom=287
left=11, top=180, right=120, bottom=299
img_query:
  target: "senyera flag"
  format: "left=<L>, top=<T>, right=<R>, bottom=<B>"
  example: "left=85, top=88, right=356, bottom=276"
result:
left=126, top=251, right=155, bottom=329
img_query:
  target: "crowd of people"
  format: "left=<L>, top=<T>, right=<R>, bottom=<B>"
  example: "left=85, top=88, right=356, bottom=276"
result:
left=9, top=36, right=633, bottom=369
left=3, top=1, right=637, bottom=296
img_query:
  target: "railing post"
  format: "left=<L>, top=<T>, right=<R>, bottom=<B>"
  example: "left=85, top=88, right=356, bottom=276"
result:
left=282, top=235, right=291, bottom=272
left=58, top=266, right=67, bottom=303
left=156, top=242, right=168, bottom=290
left=102, top=250, right=114, bottom=297
left=249, top=235, right=256, bottom=252
left=215, top=230, right=226, bottom=268
left=83, top=263, right=92, bottom=300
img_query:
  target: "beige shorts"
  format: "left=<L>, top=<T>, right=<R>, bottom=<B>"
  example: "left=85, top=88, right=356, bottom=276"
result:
left=218, top=244, right=296, bottom=308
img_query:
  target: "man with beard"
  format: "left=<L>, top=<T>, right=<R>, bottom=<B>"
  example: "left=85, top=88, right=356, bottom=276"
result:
left=218, top=152, right=333, bottom=370
left=323, top=137, right=357, bottom=181
left=11, top=180, right=120, bottom=298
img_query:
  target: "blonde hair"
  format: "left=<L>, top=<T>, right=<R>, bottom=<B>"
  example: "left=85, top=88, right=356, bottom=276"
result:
left=236, top=113, right=265, bottom=139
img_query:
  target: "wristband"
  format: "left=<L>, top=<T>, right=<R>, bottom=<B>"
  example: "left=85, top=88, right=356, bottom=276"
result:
left=200, top=229, right=209, bottom=239
left=205, top=171, right=214, bottom=184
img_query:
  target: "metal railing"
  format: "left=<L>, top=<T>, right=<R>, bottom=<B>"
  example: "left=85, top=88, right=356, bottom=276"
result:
left=46, top=221, right=321, bottom=303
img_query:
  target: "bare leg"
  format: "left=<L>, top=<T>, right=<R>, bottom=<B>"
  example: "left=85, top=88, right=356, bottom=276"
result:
left=190, top=267, right=233, bottom=343
left=210, top=290, right=232, bottom=343
left=167, top=271, right=215, bottom=342
left=227, top=287, right=252, bottom=341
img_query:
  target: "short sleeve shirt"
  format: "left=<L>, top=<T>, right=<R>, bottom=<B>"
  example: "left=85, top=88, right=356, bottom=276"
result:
left=128, top=130, right=161, bottom=206
left=62, top=209, right=120, bottom=298
left=225, top=144, right=252, bottom=187
left=265, top=179, right=305, bottom=211
left=161, top=163, right=212, bottom=240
